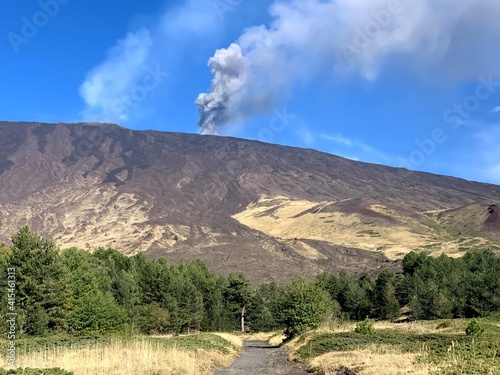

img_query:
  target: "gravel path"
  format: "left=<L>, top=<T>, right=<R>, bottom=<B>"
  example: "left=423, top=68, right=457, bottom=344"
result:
left=214, top=341, right=311, bottom=375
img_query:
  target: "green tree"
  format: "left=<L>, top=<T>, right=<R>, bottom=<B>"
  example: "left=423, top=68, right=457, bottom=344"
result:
left=318, top=272, right=372, bottom=320
left=246, top=280, right=284, bottom=331
left=374, top=270, right=400, bottom=320
left=223, top=272, right=253, bottom=331
left=463, top=250, right=500, bottom=317
left=279, top=277, right=335, bottom=339
left=67, top=291, right=125, bottom=335
left=9, top=227, right=70, bottom=335
left=134, top=303, right=170, bottom=335
left=0, top=244, right=11, bottom=336
left=409, top=277, right=452, bottom=320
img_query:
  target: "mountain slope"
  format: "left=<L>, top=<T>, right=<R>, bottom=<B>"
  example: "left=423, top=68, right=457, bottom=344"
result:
left=1, top=121, right=499, bottom=282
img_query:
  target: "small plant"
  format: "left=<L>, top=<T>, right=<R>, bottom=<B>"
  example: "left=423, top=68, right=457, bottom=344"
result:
left=465, top=319, right=485, bottom=336
left=354, top=317, right=375, bottom=335
left=436, top=320, right=453, bottom=329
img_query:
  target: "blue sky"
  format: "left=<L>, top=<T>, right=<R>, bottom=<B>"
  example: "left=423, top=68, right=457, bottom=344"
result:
left=2, top=0, right=500, bottom=185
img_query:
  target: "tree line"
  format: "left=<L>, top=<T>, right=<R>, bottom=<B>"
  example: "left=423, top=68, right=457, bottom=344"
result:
left=0, top=227, right=499, bottom=338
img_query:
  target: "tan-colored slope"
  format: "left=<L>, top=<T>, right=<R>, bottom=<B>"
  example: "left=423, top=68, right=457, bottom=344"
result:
left=0, top=125, right=189, bottom=254
left=428, top=201, right=500, bottom=238
left=233, top=196, right=500, bottom=259
left=2, top=121, right=500, bottom=282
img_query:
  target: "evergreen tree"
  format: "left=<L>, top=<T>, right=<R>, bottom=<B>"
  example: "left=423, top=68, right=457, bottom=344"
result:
left=9, top=227, right=70, bottom=335
left=374, top=270, right=400, bottom=320
left=223, top=272, right=253, bottom=331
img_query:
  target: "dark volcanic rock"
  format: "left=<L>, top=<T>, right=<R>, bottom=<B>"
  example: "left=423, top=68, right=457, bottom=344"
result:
left=1, top=121, right=500, bottom=283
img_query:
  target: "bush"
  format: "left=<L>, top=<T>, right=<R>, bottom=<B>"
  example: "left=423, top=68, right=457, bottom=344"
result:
left=135, top=303, right=170, bottom=334
left=279, top=277, right=335, bottom=339
left=465, top=319, right=485, bottom=336
left=0, top=369, right=73, bottom=375
left=354, top=317, right=375, bottom=335
left=67, top=292, right=126, bottom=335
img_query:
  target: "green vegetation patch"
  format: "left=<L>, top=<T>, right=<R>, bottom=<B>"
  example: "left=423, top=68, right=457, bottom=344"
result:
left=2, top=335, right=112, bottom=354
left=0, top=369, right=73, bottom=375
left=296, top=330, right=470, bottom=359
left=297, top=329, right=500, bottom=374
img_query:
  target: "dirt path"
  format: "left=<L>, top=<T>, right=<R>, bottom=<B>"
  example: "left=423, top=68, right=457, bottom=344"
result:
left=214, top=341, right=311, bottom=375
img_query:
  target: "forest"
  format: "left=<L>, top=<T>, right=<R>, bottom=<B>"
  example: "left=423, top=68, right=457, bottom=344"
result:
left=1, top=227, right=499, bottom=339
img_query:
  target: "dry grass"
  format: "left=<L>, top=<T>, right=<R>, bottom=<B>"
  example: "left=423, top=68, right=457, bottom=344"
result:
left=232, top=196, right=431, bottom=259
left=310, top=345, right=435, bottom=375
left=212, top=333, right=243, bottom=349
left=288, top=319, right=500, bottom=375
left=372, top=321, right=440, bottom=334
left=1, top=337, right=238, bottom=375
left=240, top=332, right=276, bottom=342
left=268, top=333, right=286, bottom=347
left=285, top=321, right=444, bottom=374
left=232, top=196, right=500, bottom=260
left=304, top=320, right=439, bottom=336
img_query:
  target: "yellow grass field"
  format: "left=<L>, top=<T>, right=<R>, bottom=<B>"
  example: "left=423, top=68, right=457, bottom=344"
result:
left=0, top=334, right=241, bottom=375
left=232, top=196, right=500, bottom=259
left=284, top=319, right=500, bottom=375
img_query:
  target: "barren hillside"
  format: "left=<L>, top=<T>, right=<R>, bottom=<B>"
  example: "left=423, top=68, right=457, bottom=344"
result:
left=1, top=121, right=499, bottom=282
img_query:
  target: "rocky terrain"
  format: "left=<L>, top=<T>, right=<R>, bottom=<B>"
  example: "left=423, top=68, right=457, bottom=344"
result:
left=1, top=121, right=499, bottom=282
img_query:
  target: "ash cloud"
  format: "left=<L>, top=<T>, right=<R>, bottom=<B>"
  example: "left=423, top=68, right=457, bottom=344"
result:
left=195, top=44, right=251, bottom=135
left=196, top=0, right=500, bottom=134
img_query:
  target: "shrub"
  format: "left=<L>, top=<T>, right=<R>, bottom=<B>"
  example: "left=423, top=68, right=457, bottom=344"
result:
left=465, top=319, right=485, bottom=336
left=67, top=292, right=126, bottom=335
left=354, top=317, right=375, bottom=335
left=135, top=303, right=170, bottom=334
left=436, top=320, right=453, bottom=329
left=279, top=277, right=335, bottom=339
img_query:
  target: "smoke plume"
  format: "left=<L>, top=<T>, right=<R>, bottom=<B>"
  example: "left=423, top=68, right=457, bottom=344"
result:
left=195, top=44, right=251, bottom=135
left=196, top=0, right=500, bottom=134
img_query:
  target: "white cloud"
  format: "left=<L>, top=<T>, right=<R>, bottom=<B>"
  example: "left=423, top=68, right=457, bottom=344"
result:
left=321, top=132, right=397, bottom=165
left=335, top=153, right=360, bottom=162
left=79, top=29, right=153, bottom=122
left=320, top=133, right=353, bottom=146
left=492, top=106, right=500, bottom=113
left=293, top=123, right=315, bottom=146
left=79, top=0, right=224, bottom=123
left=197, top=0, right=500, bottom=133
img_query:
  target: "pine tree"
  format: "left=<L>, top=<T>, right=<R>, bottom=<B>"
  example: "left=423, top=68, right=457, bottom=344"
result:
left=9, top=227, right=70, bottom=335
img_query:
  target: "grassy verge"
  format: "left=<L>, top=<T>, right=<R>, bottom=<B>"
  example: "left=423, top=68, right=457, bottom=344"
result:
left=0, top=333, right=240, bottom=375
left=287, top=319, right=500, bottom=375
